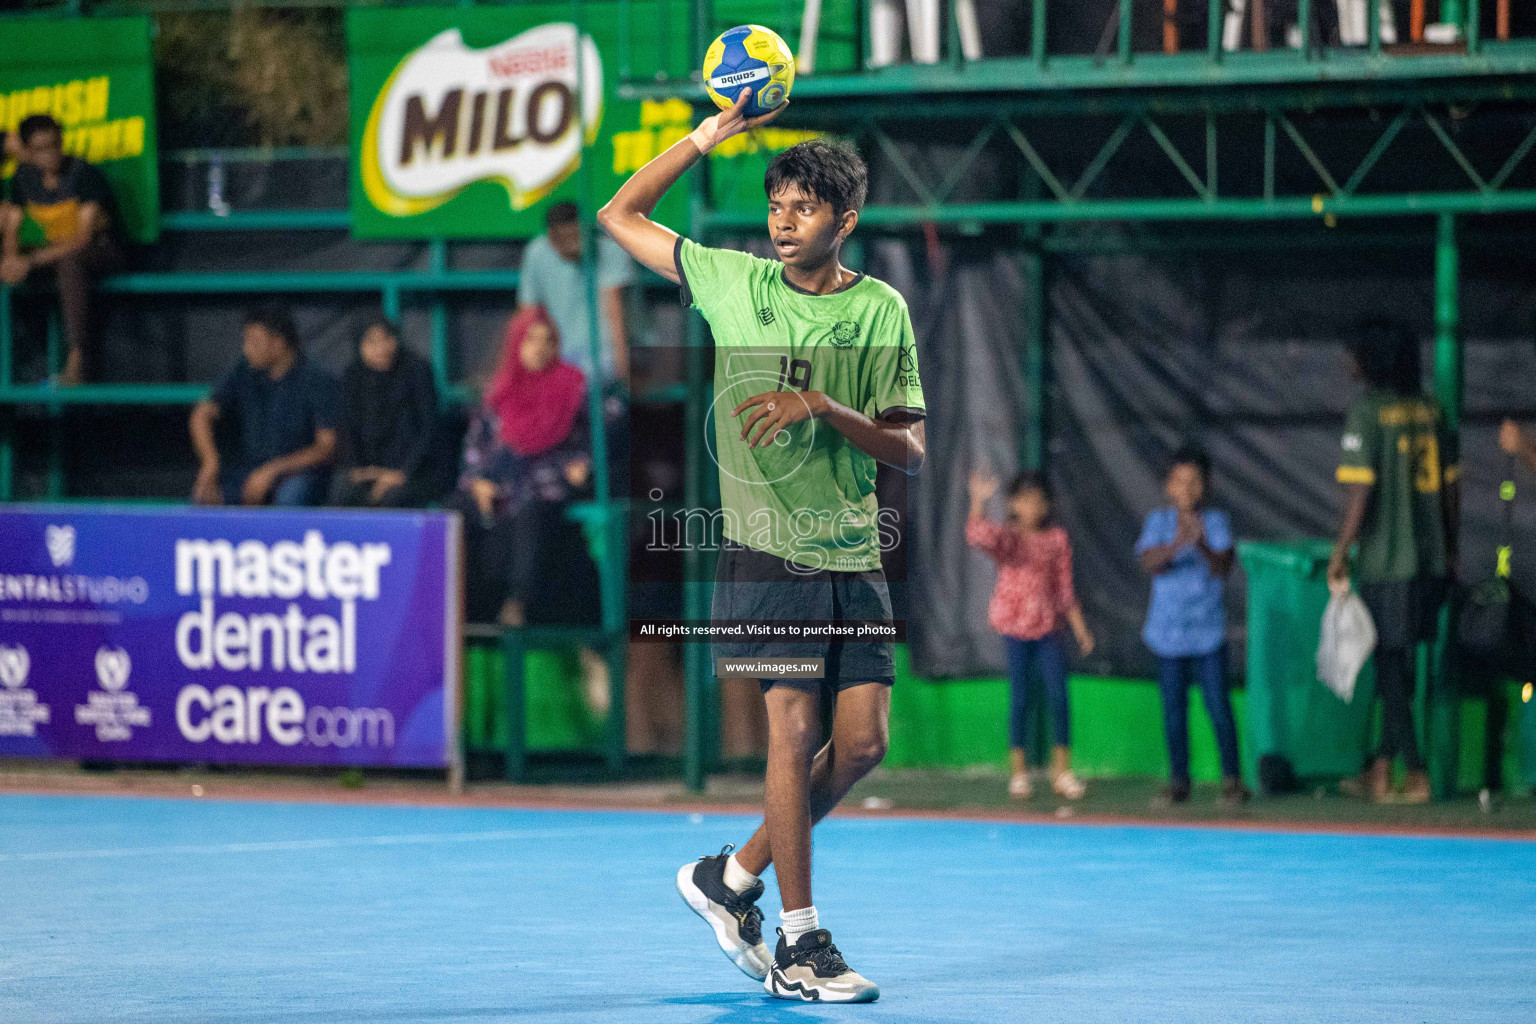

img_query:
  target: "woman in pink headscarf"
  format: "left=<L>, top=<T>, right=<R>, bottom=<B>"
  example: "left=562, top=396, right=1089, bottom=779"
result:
left=456, top=306, right=595, bottom=626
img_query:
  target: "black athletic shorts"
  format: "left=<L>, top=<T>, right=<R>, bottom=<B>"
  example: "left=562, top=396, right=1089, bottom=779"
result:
left=711, top=539, right=895, bottom=693
left=1359, top=576, right=1448, bottom=651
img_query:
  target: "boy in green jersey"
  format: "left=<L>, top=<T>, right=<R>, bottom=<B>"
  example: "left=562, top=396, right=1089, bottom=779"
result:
left=1328, top=321, right=1460, bottom=804
left=599, top=93, right=925, bottom=1002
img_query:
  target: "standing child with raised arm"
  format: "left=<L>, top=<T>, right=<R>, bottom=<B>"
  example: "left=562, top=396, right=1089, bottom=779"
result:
left=967, top=469, right=1094, bottom=800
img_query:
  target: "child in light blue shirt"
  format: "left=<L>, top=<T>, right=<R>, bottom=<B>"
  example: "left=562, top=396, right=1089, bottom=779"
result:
left=1135, top=446, right=1247, bottom=805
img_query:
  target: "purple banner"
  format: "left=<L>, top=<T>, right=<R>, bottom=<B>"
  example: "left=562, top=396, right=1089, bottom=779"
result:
left=0, top=506, right=460, bottom=769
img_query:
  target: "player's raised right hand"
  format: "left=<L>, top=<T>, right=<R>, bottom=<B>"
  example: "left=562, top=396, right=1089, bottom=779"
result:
left=690, top=90, right=787, bottom=155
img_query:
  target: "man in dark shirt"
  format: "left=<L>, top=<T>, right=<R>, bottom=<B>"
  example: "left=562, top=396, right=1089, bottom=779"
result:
left=189, top=308, right=339, bottom=506
left=1, top=114, right=123, bottom=386
left=1328, top=321, right=1460, bottom=804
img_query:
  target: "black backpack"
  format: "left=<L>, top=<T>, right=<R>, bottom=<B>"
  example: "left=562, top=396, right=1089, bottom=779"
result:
left=1457, top=462, right=1536, bottom=676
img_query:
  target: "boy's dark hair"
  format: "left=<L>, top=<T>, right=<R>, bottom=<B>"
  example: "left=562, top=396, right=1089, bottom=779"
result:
left=359, top=315, right=400, bottom=343
left=1348, top=319, right=1423, bottom=396
left=243, top=307, right=299, bottom=350
left=545, top=201, right=579, bottom=227
left=1168, top=444, right=1211, bottom=481
left=764, top=139, right=868, bottom=216
left=18, top=114, right=62, bottom=146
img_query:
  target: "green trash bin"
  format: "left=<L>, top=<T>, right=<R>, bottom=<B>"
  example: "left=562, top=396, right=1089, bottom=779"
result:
left=1522, top=682, right=1536, bottom=788
left=1238, top=539, right=1376, bottom=784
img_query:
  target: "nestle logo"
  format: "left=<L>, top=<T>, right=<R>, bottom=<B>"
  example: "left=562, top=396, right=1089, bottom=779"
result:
left=487, top=44, right=570, bottom=80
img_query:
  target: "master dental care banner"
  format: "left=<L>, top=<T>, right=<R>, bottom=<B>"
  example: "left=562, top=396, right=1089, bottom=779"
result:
left=0, top=16, right=160, bottom=243
left=346, top=3, right=815, bottom=239
left=0, top=507, right=460, bottom=768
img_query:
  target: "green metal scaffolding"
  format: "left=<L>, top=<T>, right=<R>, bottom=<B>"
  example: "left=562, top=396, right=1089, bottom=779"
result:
left=3, top=1, right=1532, bottom=793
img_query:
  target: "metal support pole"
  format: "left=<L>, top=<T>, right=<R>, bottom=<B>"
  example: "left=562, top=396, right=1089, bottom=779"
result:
left=1466, top=0, right=1480, bottom=53
left=501, top=630, right=527, bottom=782
left=428, top=240, right=451, bottom=406
left=1429, top=211, right=1462, bottom=800
left=1298, top=0, right=1312, bottom=54
left=572, top=0, right=627, bottom=773
left=617, top=0, right=631, bottom=80
left=0, top=285, right=11, bottom=501
left=1032, top=0, right=1048, bottom=68
left=1022, top=251, right=1046, bottom=472
left=1441, top=0, right=1467, bottom=38
left=683, top=165, right=710, bottom=793
left=948, top=0, right=964, bottom=69
left=1435, top=216, right=1462, bottom=432
left=0, top=286, right=10, bottom=389
left=1263, top=115, right=1276, bottom=200
left=1368, top=0, right=1382, bottom=54
left=1120, top=0, right=1135, bottom=64
left=692, top=0, right=714, bottom=77
left=1206, top=112, right=1218, bottom=197
left=45, top=310, right=62, bottom=500
left=1208, top=0, right=1223, bottom=60
left=0, top=408, right=10, bottom=503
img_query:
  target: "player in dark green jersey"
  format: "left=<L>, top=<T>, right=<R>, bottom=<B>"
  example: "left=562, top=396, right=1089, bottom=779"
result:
left=599, top=93, right=925, bottom=1003
left=1328, top=321, right=1459, bottom=804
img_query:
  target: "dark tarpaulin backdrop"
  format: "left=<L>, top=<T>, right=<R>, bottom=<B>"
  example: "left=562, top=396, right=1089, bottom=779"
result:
left=884, top=233, right=1536, bottom=681
left=9, top=151, right=1536, bottom=682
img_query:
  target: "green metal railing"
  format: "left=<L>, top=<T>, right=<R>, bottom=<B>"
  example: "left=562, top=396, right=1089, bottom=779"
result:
left=617, top=0, right=1525, bottom=99
left=0, top=210, right=516, bottom=486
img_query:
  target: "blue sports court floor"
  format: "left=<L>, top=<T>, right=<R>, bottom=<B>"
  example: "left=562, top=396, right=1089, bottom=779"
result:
left=3, top=793, right=1534, bottom=1023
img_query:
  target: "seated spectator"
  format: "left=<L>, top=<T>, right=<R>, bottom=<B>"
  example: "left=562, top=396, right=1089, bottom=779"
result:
left=453, top=306, right=592, bottom=626
left=0, top=114, right=123, bottom=386
left=189, top=308, right=338, bottom=507
left=330, top=316, right=440, bottom=508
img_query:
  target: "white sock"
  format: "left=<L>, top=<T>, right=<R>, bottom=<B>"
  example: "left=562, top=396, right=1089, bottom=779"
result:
left=780, top=905, right=819, bottom=946
left=722, top=853, right=759, bottom=896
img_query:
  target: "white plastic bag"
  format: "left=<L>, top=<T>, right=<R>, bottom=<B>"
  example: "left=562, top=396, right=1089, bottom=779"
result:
left=1317, top=590, right=1376, bottom=703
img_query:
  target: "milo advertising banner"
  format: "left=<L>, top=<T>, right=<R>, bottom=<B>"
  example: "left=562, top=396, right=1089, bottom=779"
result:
left=0, top=16, right=159, bottom=243
left=0, top=507, right=461, bottom=772
left=347, top=4, right=817, bottom=239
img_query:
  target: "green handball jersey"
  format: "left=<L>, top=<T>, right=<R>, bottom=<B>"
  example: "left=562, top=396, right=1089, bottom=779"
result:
left=1337, top=388, right=1460, bottom=583
left=677, top=238, right=926, bottom=572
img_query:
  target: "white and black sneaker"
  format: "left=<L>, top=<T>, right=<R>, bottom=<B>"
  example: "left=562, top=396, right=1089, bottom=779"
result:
left=675, top=845, right=773, bottom=980
left=764, top=928, right=879, bottom=1003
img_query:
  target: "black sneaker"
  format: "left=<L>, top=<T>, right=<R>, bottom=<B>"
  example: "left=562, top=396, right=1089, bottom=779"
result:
left=764, top=928, right=879, bottom=1003
left=675, top=845, right=772, bottom=980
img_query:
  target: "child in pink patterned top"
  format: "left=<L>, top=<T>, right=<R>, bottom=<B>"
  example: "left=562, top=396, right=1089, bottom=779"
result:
left=967, top=469, right=1095, bottom=800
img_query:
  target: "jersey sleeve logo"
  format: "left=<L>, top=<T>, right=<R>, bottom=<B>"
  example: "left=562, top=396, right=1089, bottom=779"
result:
left=830, top=321, right=861, bottom=347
